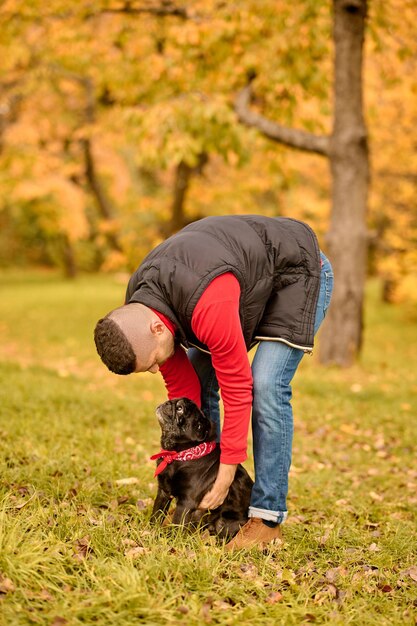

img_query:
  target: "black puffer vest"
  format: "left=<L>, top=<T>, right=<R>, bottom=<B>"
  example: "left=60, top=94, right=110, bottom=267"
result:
left=125, top=215, right=321, bottom=352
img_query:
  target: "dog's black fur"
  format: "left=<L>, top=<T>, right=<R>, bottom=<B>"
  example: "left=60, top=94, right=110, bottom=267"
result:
left=150, top=398, right=253, bottom=539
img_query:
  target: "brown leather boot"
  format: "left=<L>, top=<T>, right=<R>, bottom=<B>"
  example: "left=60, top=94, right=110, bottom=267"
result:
left=225, top=518, right=283, bottom=551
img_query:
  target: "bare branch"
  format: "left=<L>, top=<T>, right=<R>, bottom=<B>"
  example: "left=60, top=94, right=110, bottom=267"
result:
left=235, top=83, right=330, bottom=157
left=377, top=169, right=417, bottom=183
left=101, top=3, right=189, bottom=19
left=2, top=3, right=191, bottom=22
left=50, top=66, right=122, bottom=250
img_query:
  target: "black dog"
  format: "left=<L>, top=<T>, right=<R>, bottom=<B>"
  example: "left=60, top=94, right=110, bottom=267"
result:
left=150, top=398, right=253, bottom=539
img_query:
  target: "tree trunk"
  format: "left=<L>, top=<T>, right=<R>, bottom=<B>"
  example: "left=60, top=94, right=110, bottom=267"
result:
left=82, top=136, right=122, bottom=252
left=53, top=68, right=122, bottom=253
left=319, top=0, right=369, bottom=365
left=170, top=160, right=193, bottom=233
left=165, top=153, right=208, bottom=235
left=62, top=235, right=77, bottom=278
left=235, top=0, right=369, bottom=366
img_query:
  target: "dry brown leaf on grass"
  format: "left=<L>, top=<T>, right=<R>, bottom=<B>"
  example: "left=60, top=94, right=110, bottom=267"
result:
left=318, top=528, right=332, bottom=545
left=200, top=601, right=212, bottom=623
left=325, top=566, right=347, bottom=582
left=213, top=600, right=231, bottom=610
left=136, top=498, right=153, bottom=510
left=72, top=535, right=93, bottom=561
left=0, top=575, right=15, bottom=594
left=238, top=562, right=258, bottom=578
left=313, top=583, right=339, bottom=605
left=114, top=477, right=139, bottom=486
left=51, top=618, right=69, bottom=626
left=402, top=565, right=417, bottom=582
left=369, top=491, right=384, bottom=502
left=266, top=591, right=283, bottom=604
left=368, top=542, right=381, bottom=552
left=125, top=546, right=149, bottom=559
left=39, top=589, right=54, bottom=601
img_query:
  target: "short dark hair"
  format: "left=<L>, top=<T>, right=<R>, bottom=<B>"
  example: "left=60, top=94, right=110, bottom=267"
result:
left=94, top=317, right=136, bottom=375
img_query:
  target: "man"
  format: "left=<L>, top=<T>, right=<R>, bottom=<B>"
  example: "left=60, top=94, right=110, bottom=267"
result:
left=94, top=215, right=334, bottom=550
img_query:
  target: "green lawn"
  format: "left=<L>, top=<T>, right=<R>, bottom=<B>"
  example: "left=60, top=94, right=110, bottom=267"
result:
left=0, top=270, right=416, bottom=625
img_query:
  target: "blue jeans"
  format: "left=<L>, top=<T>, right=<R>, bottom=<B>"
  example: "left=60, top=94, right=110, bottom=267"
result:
left=188, top=252, right=334, bottom=524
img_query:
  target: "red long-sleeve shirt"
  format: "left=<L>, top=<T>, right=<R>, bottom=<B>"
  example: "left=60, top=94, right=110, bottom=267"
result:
left=155, top=273, right=253, bottom=464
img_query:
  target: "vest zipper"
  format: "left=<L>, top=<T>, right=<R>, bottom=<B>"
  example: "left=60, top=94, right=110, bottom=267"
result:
left=254, top=336, right=314, bottom=355
left=182, top=339, right=313, bottom=356
left=180, top=342, right=212, bottom=355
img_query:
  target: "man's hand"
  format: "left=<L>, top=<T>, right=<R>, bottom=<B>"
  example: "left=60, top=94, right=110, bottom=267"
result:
left=198, top=463, right=238, bottom=510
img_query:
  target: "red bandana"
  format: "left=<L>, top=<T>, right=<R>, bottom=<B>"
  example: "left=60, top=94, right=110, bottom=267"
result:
left=150, top=441, right=217, bottom=477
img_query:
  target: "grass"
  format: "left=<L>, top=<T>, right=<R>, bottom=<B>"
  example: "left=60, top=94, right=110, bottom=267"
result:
left=0, top=269, right=416, bottom=625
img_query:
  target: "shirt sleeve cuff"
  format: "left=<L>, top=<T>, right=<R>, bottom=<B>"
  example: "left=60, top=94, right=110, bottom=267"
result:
left=219, top=450, right=247, bottom=465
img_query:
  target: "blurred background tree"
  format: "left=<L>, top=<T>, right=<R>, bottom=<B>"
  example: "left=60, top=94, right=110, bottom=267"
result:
left=0, top=0, right=415, bottom=363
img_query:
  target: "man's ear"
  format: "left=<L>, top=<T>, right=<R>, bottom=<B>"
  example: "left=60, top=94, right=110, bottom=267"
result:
left=150, top=319, right=165, bottom=336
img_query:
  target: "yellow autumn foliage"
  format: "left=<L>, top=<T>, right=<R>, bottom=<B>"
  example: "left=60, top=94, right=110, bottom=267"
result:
left=15, top=176, right=89, bottom=242
left=0, top=0, right=415, bottom=294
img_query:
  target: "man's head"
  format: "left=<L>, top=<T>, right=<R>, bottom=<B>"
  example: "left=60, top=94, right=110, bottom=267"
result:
left=94, top=303, right=174, bottom=375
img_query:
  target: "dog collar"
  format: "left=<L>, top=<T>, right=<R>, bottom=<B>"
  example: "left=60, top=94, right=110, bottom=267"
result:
left=150, top=441, right=217, bottom=477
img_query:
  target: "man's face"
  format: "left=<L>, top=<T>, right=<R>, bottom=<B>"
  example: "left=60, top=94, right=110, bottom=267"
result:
left=134, top=330, right=175, bottom=374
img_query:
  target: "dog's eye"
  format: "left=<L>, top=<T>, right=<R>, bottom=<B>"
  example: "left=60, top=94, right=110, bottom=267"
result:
left=176, top=403, right=184, bottom=416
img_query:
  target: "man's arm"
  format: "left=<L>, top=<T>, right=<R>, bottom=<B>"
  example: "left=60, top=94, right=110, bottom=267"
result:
left=159, top=345, right=201, bottom=407
left=191, top=273, right=253, bottom=509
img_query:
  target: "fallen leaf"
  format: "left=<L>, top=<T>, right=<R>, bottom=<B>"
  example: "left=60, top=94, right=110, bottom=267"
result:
left=14, top=491, right=36, bottom=510
left=136, top=498, right=153, bottom=510
left=325, top=567, right=347, bottom=582
left=213, top=600, right=231, bottom=610
left=319, top=528, right=331, bottom=545
left=122, top=538, right=137, bottom=547
left=266, top=591, right=283, bottom=604
left=115, top=477, right=139, bottom=486
left=368, top=543, right=381, bottom=552
left=51, top=618, right=68, bottom=626
left=73, top=535, right=93, bottom=561
left=369, top=491, right=384, bottom=502
left=313, top=584, right=338, bottom=605
left=125, top=546, right=147, bottom=559
left=285, top=514, right=306, bottom=525
left=404, top=566, right=417, bottom=582
left=0, top=575, right=15, bottom=594
left=200, top=601, right=212, bottom=622
left=186, top=550, right=196, bottom=559
left=238, top=563, right=258, bottom=578
left=67, top=487, right=78, bottom=499
left=40, top=588, right=53, bottom=601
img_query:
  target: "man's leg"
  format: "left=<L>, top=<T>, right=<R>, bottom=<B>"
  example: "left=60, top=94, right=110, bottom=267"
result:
left=187, top=348, right=221, bottom=440
left=249, top=340, right=304, bottom=524
left=226, top=252, right=334, bottom=549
